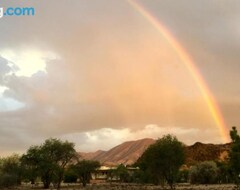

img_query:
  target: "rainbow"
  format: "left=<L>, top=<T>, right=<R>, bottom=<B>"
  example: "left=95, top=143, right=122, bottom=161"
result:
left=127, top=0, right=229, bottom=142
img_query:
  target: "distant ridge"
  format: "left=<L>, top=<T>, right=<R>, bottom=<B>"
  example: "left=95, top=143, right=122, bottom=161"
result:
left=79, top=150, right=107, bottom=160
left=79, top=138, right=231, bottom=166
left=79, top=138, right=155, bottom=165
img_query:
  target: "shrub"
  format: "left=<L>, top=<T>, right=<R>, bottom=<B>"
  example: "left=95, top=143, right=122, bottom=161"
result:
left=177, top=169, right=189, bottom=183
left=189, top=161, right=218, bottom=184
left=0, top=173, right=18, bottom=188
left=64, top=169, right=78, bottom=183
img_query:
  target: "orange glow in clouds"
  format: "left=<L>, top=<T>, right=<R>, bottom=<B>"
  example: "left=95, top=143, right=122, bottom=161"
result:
left=127, top=0, right=229, bottom=142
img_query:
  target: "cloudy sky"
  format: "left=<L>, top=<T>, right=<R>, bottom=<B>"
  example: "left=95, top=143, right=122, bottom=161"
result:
left=0, top=0, right=240, bottom=155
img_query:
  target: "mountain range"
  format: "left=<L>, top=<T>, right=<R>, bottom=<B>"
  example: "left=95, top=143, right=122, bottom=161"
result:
left=79, top=138, right=231, bottom=166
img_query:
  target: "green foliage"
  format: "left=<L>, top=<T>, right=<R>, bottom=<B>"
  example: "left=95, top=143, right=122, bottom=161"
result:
left=0, top=138, right=77, bottom=189
left=0, top=173, right=18, bottom=188
left=177, top=169, right=189, bottom=183
left=216, top=161, right=232, bottom=184
left=189, top=161, right=218, bottom=184
left=71, top=160, right=100, bottom=187
left=106, top=168, right=115, bottom=182
left=21, top=146, right=40, bottom=184
left=230, top=126, right=240, bottom=143
left=229, top=126, right=240, bottom=188
left=23, top=138, right=77, bottom=189
left=0, top=154, right=22, bottom=188
left=63, top=168, right=78, bottom=183
left=136, top=134, right=185, bottom=189
left=131, top=169, right=150, bottom=184
left=114, top=164, right=130, bottom=182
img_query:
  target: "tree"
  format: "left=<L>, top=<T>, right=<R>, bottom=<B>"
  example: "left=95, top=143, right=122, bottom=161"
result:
left=189, top=161, right=218, bottom=184
left=0, top=154, right=23, bottom=188
left=106, top=168, right=115, bottom=182
left=21, top=146, right=40, bottom=185
left=216, top=161, right=232, bottom=184
left=136, top=134, right=185, bottom=189
left=229, top=126, right=240, bottom=188
left=131, top=169, right=149, bottom=184
left=71, top=160, right=100, bottom=187
left=114, top=164, right=130, bottom=182
left=23, top=138, right=77, bottom=189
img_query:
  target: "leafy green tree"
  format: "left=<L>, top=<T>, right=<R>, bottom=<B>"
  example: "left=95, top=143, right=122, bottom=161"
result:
left=43, top=139, right=77, bottom=189
left=229, top=126, right=240, bottom=188
left=41, top=139, right=77, bottom=189
left=23, top=138, right=77, bottom=189
left=71, top=160, right=100, bottom=187
left=189, top=161, right=218, bottom=184
left=21, top=146, right=40, bottom=185
left=136, top=134, right=185, bottom=189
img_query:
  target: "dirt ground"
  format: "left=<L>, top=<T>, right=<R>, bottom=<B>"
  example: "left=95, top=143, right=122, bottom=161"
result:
left=6, top=183, right=236, bottom=190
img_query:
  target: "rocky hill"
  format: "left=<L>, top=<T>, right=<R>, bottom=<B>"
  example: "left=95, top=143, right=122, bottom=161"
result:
left=79, top=138, right=155, bottom=165
left=185, top=142, right=231, bottom=165
left=79, top=138, right=231, bottom=166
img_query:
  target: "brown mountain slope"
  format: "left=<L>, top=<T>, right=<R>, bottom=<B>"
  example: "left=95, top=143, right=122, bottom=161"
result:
left=185, top=142, right=231, bottom=165
left=79, top=138, right=231, bottom=166
left=80, top=138, right=155, bottom=165
left=79, top=150, right=106, bottom=160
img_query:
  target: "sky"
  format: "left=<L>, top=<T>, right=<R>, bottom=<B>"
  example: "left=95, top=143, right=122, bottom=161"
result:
left=0, top=0, right=240, bottom=156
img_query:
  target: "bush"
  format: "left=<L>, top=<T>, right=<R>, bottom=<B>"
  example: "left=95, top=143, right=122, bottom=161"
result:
left=177, top=169, right=189, bottom=183
left=0, top=154, right=22, bottom=187
left=64, top=169, right=78, bottom=183
left=114, top=164, right=130, bottom=182
left=189, top=161, right=218, bottom=184
left=0, top=173, right=18, bottom=188
left=132, top=169, right=149, bottom=184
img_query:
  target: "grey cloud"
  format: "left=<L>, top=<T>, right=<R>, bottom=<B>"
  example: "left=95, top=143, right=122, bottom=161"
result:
left=0, top=0, right=240, bottom=154
left=0, top=56, right=11, bottom=84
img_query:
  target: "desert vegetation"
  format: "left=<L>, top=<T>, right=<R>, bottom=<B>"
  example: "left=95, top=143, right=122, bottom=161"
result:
left=0, top=127, right=240, bottom=189
left=134, top=135, right=185, bottom=189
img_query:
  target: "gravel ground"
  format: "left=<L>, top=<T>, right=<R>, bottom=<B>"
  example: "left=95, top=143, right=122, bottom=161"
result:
left=7, top=183, right=236, bottom=190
